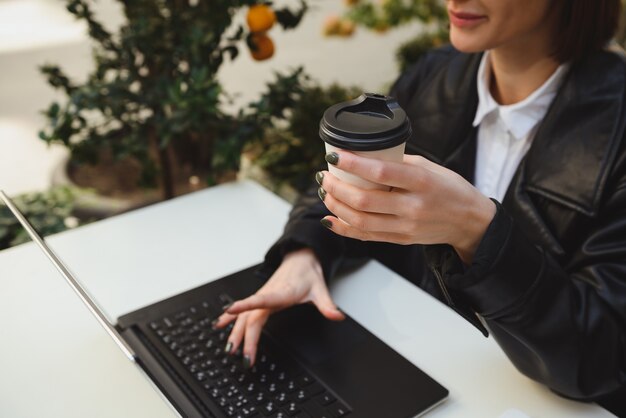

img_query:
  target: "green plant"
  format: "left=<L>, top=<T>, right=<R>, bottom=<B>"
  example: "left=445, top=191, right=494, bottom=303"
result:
left=325, top=0, right=449, bottom=70
left=245, top=82, right=362, bottom=192
left=344, top=0, right=447, bottom=32
left=396, top=27, right=449, bottom=71
left=39, top=0, right=308, bottom=200
left=0, top=187, right=82, bottom=250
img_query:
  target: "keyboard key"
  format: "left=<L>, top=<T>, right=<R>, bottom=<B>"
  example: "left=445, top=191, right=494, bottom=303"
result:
left=284, top=401, right=300, bottom=416
left=274, top=392, right=288, bottom=405
left=284, top=380, right=298, bottom=393
left=262, top=401, right=277, bottom=415
left=317, top=392, right=336, bottom=406
left=252, top=392, right=266, bottom=405
left=297, top=374, right=313, bottom=387
left=295, top=390, right=308, bottom=403
left=224, top=404, right=237, bottom=415
left=328, top=403, right=349, bottom=417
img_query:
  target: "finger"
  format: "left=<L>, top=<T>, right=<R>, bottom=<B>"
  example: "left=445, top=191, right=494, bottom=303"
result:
left=225, top=292, right=291, bottom=315
left=225, top=312, right=249, bottom=354
left=322, top=188, right=406, bottom=234
left=320, top=171, right=404, bottom=215
left=213, top=311, right=238, bottom=329
left=321, top=215, right=413, bottom=245
left=242, top=309, right=271, bottom=368
left=310, top=282, right=345, bottom=321
left=328, top=150, right=428, bottom=190
left=403, top=154, right=447, bottom=175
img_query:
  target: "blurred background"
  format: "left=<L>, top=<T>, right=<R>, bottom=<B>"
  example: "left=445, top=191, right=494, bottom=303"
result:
left=1, top=0, right=622, bottom=250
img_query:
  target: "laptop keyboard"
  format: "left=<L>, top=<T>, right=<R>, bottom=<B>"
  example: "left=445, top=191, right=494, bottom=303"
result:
left=149, top=299, right=351, bottom=418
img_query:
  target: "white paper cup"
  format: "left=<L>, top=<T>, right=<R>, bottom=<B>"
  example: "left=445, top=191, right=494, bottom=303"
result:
left=319, top=93, right=412, bottom=191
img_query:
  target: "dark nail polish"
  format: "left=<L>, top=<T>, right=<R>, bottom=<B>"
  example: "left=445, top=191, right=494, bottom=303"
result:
left=225, top=342, right=233, bottom=354
left=320, top=218, right=332, bottom=229
left=222, top=302, right=233, bottom=311
left=210, top=319, right=219, bottom=329
left=315, top=171, right=324, bottom=186
left=325, top=152, right=339, bottom=165
left=317, top=187, right=326, bottom=202
left=243, top=355, right=251, bottom=369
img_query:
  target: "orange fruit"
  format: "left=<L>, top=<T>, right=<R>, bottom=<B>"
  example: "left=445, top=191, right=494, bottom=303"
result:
left=374, top=21, right=390, bottom=33
left=338, top=19, right=355, bottom=37
left=249, top=33, right=275, bottom=61
left=322, top=15, right=342, bottom=36
left=246, top=4, right=276, bottom=33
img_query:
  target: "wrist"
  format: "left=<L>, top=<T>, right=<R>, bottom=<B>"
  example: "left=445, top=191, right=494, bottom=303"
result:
left=452, top=193, right=496, bottom=264
left=283, top=248, right=323, bottom=276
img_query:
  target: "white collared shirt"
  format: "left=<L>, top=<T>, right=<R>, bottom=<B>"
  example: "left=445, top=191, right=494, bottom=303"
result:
left=473, top=51, right=569, bottom=201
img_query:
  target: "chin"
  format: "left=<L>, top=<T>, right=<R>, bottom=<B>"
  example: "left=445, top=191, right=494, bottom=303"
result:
left=449, top=29, right=489, bottom=53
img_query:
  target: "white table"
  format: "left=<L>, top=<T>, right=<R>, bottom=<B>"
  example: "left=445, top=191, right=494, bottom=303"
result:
left=0, top=180, right=615, bottom=418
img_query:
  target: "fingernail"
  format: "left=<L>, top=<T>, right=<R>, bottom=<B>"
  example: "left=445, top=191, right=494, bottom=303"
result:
left=317, top=187, right=326, bottom=202
left=222, top=302, right=233, bottom=311
left=325, top=152, right=339, bottom=165
left=210, top=319, right=219, bottom=329
left=225, top=341, right=233, bottom=354
left=243, top=355, right=251, bottom=369
left=315, top=171, right=324, bottom=185
left=320, top=218, right=332, bottom=229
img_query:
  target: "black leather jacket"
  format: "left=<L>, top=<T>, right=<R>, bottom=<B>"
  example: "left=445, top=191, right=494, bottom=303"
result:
left=262, top=46, right=626, bottom=411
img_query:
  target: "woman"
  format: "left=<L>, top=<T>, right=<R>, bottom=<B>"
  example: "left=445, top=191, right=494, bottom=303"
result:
left=216, top=0, right=626, bottom=410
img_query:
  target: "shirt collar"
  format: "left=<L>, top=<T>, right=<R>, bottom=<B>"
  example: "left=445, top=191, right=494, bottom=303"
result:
left=472, top=51, right=570, bottom=140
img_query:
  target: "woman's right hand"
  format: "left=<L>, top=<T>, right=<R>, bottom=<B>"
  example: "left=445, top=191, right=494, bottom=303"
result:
left=212, top=248, right=345, bottom=368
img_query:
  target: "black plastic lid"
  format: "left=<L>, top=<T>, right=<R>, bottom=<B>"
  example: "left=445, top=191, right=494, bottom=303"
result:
left=319, top=93, right=412, bottom=151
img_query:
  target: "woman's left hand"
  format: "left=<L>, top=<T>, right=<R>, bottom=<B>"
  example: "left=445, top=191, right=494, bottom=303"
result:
left=317, top=151, right=497, bottom=264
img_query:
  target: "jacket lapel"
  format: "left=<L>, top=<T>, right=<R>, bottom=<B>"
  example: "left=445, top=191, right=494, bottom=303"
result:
left=405, top=51, right=481, bottom=180
left=522, top=49, right=626, bottom=217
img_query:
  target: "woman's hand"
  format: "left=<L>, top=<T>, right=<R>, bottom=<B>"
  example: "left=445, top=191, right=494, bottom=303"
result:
left=318, top=151, right=496, bottom=264
left=213, top=248, right=344, bottom=367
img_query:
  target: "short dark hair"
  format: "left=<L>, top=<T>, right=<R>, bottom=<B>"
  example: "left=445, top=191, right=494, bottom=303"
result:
left=555, top=0, right=622, bottom=62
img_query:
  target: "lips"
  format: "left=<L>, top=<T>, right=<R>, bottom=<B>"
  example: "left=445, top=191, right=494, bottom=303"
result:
left=448, top=9, right=487, bottom=28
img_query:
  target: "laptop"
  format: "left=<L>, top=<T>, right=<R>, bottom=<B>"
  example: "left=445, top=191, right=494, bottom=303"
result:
left=1, top=189, right=448, bottom=418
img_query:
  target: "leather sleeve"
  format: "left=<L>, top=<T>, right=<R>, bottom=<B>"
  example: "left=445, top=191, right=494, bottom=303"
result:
left=426, top=192, right=626, bottom=402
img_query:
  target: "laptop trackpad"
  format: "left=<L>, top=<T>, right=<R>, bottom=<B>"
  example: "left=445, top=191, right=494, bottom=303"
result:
left=263, top=301, right=448, bottom=418
left=265, top=303, right=366, bottom=366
